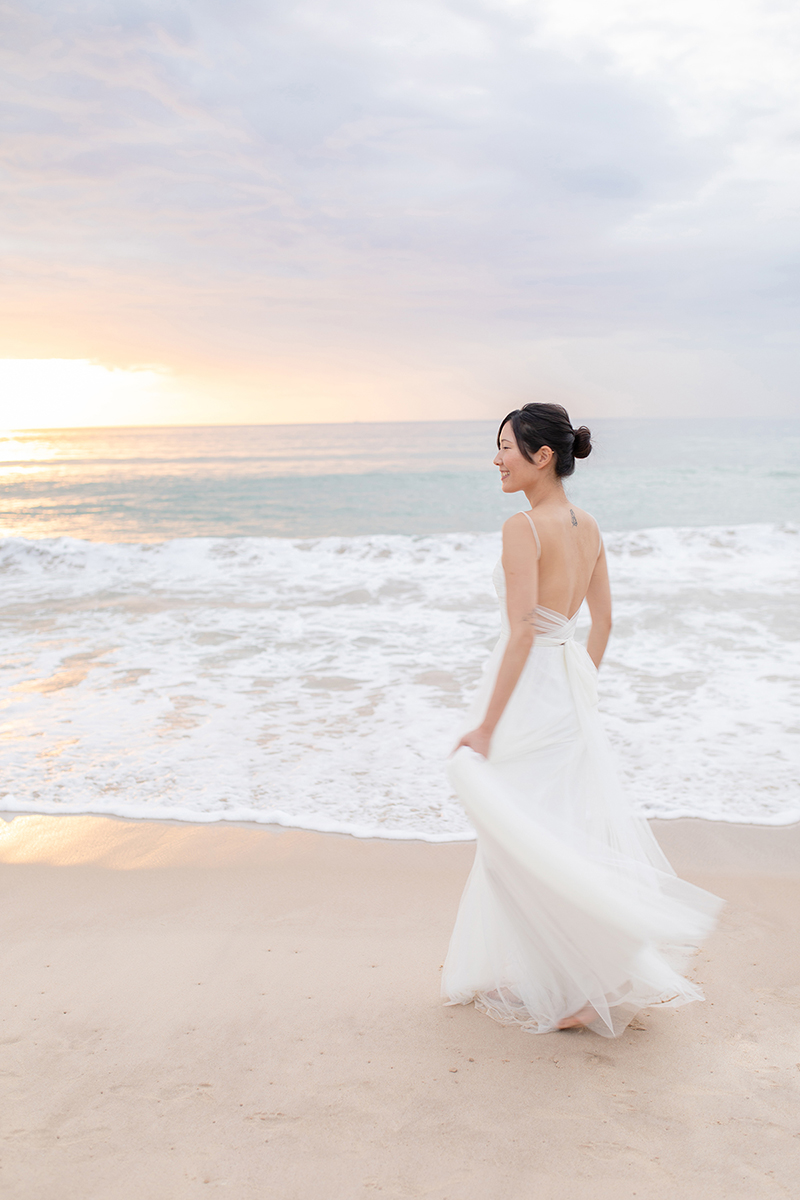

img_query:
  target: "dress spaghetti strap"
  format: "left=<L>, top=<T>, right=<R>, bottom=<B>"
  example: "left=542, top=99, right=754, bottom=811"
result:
left=521, top=511, right=541, bottom=560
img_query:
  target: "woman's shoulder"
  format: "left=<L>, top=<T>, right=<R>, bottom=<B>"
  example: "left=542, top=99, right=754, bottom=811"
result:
left=501, top=511, right=541, bottom=546
left=501, top=511, right=537, bottom=533
left=501, top=511, right=541, bottom=560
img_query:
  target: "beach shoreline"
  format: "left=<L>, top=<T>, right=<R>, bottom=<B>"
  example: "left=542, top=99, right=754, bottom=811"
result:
left=3, top=522, right=798, bottom=837
left=1, top=813, right=799, bottom=1198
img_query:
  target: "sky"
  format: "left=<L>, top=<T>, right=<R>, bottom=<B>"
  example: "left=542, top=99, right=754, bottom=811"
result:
left=2, top=0, right=799, bottom=426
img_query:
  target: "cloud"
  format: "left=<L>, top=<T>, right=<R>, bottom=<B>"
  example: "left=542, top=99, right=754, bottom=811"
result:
left=0, top=0, right=798, bottom=420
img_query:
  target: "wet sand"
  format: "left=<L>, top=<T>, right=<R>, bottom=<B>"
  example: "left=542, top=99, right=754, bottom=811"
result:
left=1, top=814, right=799, bottom=1199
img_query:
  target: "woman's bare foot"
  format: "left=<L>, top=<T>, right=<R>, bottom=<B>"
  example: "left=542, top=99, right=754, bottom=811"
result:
left=557, top=1003, right=597, bottom=1030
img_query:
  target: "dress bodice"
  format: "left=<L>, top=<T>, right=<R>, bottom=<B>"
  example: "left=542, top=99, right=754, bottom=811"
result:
left=492, top=558, right=579, bottom=645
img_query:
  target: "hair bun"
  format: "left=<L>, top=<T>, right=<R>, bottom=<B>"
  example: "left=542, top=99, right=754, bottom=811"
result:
left=572, top=425, right=592, bottom=459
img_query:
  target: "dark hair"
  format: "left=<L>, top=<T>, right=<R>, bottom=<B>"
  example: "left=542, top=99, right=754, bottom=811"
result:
left=497, top=402, right=592, bottom=478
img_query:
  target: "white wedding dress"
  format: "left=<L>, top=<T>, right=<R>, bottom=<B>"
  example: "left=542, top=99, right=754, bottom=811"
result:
left=443, top=516, right=722, bottom=1037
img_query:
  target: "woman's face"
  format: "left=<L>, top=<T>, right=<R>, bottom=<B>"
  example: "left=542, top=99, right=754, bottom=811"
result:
left=493, top=422, right=543, bottom=492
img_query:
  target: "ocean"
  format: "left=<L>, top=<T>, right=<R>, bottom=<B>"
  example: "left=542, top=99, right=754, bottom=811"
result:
left=1, top=419, right=798, bottom=836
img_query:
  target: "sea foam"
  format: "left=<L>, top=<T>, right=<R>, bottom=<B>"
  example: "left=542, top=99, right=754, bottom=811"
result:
left=1, top=524, right=798, bottom=837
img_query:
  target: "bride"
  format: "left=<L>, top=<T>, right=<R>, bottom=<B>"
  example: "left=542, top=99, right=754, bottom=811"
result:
left=443, top=403, right=721, bottom=1037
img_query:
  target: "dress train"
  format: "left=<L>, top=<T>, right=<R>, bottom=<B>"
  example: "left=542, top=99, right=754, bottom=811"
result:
left=442, top=562, right=722, bottom=1037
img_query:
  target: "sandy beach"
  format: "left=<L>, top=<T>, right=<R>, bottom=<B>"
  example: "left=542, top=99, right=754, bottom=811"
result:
left=1, top=814, right=799, bottom=1199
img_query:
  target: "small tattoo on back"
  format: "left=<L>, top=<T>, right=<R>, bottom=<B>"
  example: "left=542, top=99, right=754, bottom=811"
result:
left=570, top=509, right=578, bottom=527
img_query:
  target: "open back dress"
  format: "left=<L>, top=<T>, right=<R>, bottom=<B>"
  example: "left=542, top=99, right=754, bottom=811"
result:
left=443, top=512, right=722, bottom=1037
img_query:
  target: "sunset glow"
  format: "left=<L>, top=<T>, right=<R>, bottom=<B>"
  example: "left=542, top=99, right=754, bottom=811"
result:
left=2, top=360, right=181, bottom=429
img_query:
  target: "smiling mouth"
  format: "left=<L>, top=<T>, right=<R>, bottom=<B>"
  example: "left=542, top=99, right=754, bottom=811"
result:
left=500, top=470, right=510, bottom=480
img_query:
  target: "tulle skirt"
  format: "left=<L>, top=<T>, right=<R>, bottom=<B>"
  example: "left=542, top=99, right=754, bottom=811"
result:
left=442, top=624, right=722, bottom=1037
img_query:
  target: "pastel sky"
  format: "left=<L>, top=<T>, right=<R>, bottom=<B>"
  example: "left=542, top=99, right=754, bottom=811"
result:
left=2, top=0, right=799, bottom=425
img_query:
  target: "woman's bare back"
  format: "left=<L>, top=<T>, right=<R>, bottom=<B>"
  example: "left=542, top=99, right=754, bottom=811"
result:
left=517, top=502, right=602, bottom=619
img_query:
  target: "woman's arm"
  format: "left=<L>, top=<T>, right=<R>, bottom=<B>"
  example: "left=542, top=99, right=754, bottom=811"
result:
left=585, top=542, right=612, bottom=669
left=455, top=514, right=539, bottom=758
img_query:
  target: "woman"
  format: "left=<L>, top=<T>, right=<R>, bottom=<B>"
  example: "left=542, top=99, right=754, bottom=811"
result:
left=443, top=403, right=721, bottom=1037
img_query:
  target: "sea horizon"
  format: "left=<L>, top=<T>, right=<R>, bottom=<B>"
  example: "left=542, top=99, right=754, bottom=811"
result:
left=3, top=417, right=799, bottom=542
